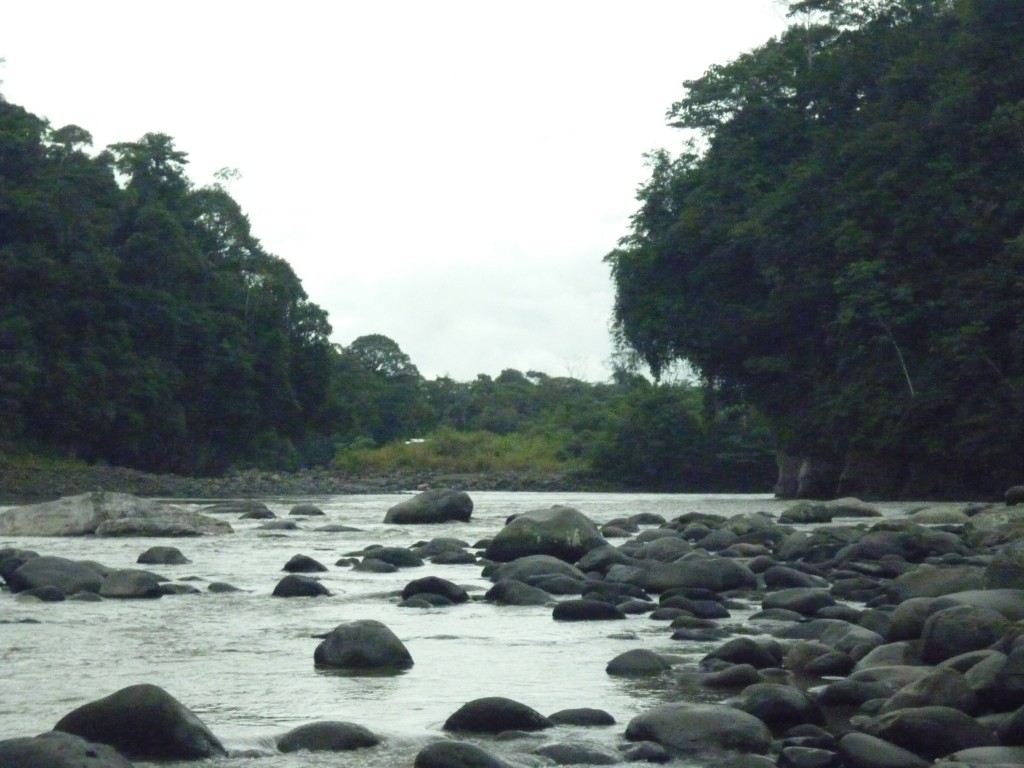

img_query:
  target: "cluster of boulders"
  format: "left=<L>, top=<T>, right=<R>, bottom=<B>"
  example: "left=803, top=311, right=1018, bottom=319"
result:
left=8, top=489, right=1024, bottom=766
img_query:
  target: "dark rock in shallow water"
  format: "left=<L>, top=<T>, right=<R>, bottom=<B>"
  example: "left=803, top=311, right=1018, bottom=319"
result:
left=414, top=739, right=509, bottom=768
left=354, top=558, right=398, bottom=573
left=6, top=555, right=103, bottom=594
left=99, top=569, right=164, bottom=599
left=727, top=683, right=825, bottom=730
left=533, top=740, right=621, bottom=765
left=276, top=720, right=380, bottom=752
left=703, top=636, right=783, bottom=670
left=881, top=667, right=979, bottom=715
left=137, top=545, right=189, bottom=565
left=485, top=580, right=551, bottom=606
left=0, top=731, right=135, bottom=768
left=838, top=732, right=930, bottom=768
left=862, top=705, right=997, bottom=760
left=486, top=555, right=586, bottom=583
left=919, top=604, right=1010, bottom=664
left=606, top=649, right=672, bottom=677
left=484, top=505, right=606, bottom=563
left=547, top=708, right=616, bottom=726
left=288, top=503, right=324, bottom=516
left=384, top=489, right=473, bottom=524
left=53, top=682, right=226, bottom=760
left=313, top=619, right=413, bottom=672
left=625, top=702, right=772, bottom=756
left=19, top=585, right=66, bottom=602
left=272, top=574, right=330, bottom=597
left=552, top=599, right=625, bottom=621
left=283, top=553, right=328, bottom=572
left=443, top=696, right=553, bottom=734
left=360, top=546, right=424, bottom=567
left=402, top=575, right=469, bottom=604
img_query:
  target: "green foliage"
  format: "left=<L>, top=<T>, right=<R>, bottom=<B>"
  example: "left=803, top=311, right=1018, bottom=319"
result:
left=608, top=0, right=1024, bottom=496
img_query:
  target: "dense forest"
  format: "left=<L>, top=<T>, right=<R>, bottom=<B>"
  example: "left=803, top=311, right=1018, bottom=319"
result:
left=608, top=0, right=1024, bottom=498
left=0, top=91, right=773, bottom=491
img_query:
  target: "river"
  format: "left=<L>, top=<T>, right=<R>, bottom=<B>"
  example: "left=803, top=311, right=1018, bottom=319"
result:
left=0, top=491, right=932, bottom=767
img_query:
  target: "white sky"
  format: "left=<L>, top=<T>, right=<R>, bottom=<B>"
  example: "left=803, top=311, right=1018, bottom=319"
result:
left=1, top=1, right=790, bottom=382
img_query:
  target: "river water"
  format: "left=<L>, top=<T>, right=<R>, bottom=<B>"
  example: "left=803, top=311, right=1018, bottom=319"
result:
left=0, top=491, right=930, bottom=767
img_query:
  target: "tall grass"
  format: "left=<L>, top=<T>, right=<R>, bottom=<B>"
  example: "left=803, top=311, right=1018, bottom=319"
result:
left=331, top=428, right=585, bottom=475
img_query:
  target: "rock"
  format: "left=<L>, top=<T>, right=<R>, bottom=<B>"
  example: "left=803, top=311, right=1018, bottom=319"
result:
left=881, top=667, right=979, bottom=715
left=780, top=502, right=833, bottom=524
left=1006, top=486, right=1024, bottom=506
left=136, top=546, right=189, bottom=565
left=826, top=497, right=884, bottom=517
left=402, top=576, right=469, bottom=604
left=282, top=554, right=328, bottom=573
left=384, top=489, right=473, bottom=524
left=53, top=683, right=226, bottom=760
left=484, top=580, right=552, bottom=606
left=726, top=683, right=825, bottom=729
left=5, top=555, right=103, bottom=594
left=606, top=554, right=757, bottom=594
left=932, top=589, right=1024, bottom=621
left=354, top=558, right=397, bottom=573
left=272, top=574, right=331, bottom=597
left=552, top=599, right=625, bottom=621
left=0, top=492, right=231, bottom=536
left=700, top=663, right=763, bottom=688
left=837, top=732, right=931, bottom=768
left=547, top=708, right=616, bottom=726
left=964, top=506, right=1024, bottom=548
left=19, top=585, right=67, bottom=601
left=703, top=637, right=783, bottom=669
left=0, top=731, right=135, bottom=768
left=358, top=546, right=424, bottom=568
left=276, top=720, right=380, bottom=752
left=984, top=539, right=1024, bottom=589
left=483, top=506, right=606, bottom=563
left=775, top=618, right=884, bottom=655
left=862, top=705, right=997, bottom=760
left=203, top=500, right=272, bottom=516
left=486, top=555, right=586, bottom=583
left=606, top=649, right=672, bottom=677
left=887, top=565, right=985, bottom=601
left=443, top=696, right=553, bottom=733
left=625, top=702, right=772, bottom=756
left=99, top=569, right=164, bottom=599
left=288, top=503, right=324, bottom=516
left=258, top=520, right=298, bottom=530
left=313, top=619, right=413, bottom=672
left=414, top=740, right=509, bottom=768
left=919, top=604, right=1010, bottom=664
left=533, top=740, right=621, bottom=765
left=763, top=588, right=836, bottom=616
left=942, top=745, right=1024, bottom=765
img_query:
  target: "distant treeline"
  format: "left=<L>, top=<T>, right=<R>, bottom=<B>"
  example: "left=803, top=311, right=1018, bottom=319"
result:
left=0, top=96, right=774, bottom=490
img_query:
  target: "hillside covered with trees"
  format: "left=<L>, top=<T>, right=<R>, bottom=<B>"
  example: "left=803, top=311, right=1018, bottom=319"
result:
left=0, top=93, right=774, bottom=492
left=607, top=0, right=1024, bottom=499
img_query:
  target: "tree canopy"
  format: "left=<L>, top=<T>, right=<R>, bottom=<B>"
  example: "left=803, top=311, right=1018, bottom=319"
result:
left=607, top=0, right=1024, bottom=498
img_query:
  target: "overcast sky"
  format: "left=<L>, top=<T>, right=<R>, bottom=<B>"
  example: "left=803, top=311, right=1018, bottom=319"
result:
left=1, top=1, right=791, bottom=382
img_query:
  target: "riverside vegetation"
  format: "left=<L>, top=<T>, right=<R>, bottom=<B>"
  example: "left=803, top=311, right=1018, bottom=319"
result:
left=3, top=0, right=1024, bottom=500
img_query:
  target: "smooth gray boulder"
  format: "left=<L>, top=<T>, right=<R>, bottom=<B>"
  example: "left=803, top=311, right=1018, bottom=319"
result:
left=484, top=580, right=552, bottom=606
left=288, top=503, right=324, bottom=516
left=552, top=599, right=625, bottom=621
left=0, top=491, right=231, bottom=537
left=920, top=604, right=1010, bottom=664
left=483, top=505, right=606, bottom=563
left=99, top=569, right=164, bottom=599
left=862, top=705, right=996, bottom=760
left=272, top=574, right=330, bottom=598
left=443, top=696, right=553, bottom=733
left=606, top=649, right=671, bottom=677
left=283, top=554, right=328, bottom=573
left=5, top=555, right=104, bottom=594
left=726, top=683, right=825, bottom=728
left=314, top=619, right=413, bottom=672
left=402, top=575, right=469, bottom=604
left=414, top=740, right=509, bottom=768
left=606, top=554, right=757, bottom=593
left=276, top=720, right=380, bottom=752
left=384, top=489, right=473, bottom=524
left=838, top=732, right=930, bottom=768
left=625, top=702, right=772, bottom=756
left=53, top=683, right=226, bottom=760
left=533, top=741, right=621, bottom=765
left=0, top=731, right=135, bottom=768
left=486, top=554, right=586, bottom=583
left=136, top=546, right=189, bottom=565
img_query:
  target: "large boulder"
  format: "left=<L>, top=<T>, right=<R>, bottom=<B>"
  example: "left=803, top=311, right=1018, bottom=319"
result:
left=276, top=720, right=380, bottom=752
left=919, top=604, right=1010, bottom=664
left=483, top=506, right=606, bottom=563
left=384, top=489, right=473, bottom=524
left=313, top=619, right=413, bottom=672
left=53, top=683, right=226, bottom=760
left=862, top=706, right=996, bottom=760
left=99, top=569, right=164, bottom=599
left=414, top=740, right=509, bottom=768
left=443, top=697, right=553, bottom=733
left=486, top=554, right=586, bottom=584
left=4, top=555, right=104, bottom=594
left=0, top=731, right=135, bottom=768
left=606, top=554, right=757, bottom=594
left=625, top=702, right=772, bottom=756
left=0, top=492, right=231, bottom=537
left=984, top=539, right=1024, bottom=589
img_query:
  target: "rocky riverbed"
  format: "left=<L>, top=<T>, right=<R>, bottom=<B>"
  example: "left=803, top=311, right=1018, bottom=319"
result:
left=4, top=491, right=1024, bottom=767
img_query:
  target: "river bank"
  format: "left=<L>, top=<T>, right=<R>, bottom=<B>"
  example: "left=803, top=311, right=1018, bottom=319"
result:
left=0, top=460, right=607, bottom=504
